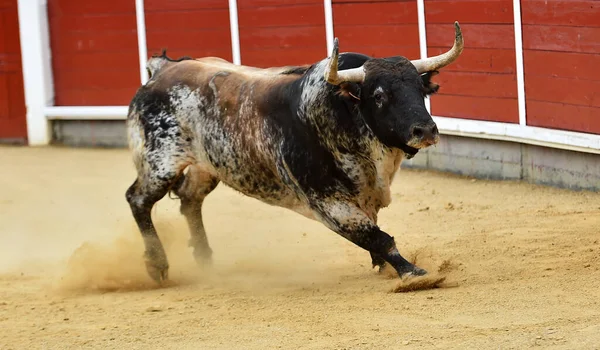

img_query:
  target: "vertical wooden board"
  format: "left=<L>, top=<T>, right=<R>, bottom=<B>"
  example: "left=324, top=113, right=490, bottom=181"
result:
left=523, top=25, right=600, bottom=53
left=0, top=0, right=27, bottom=140
left=526, top=101, right=600, bottom=134
left=428, top=47, right=516, bottom=74
left=425, top=0, right=514, bottom=24
left=430, top=95, right=519, bottom=123
left=144, top=3, right=233, bottom=62
left=526, top=75, right=600, bottom=109
left=239, top=3, right=326, bottom=67
left=524, top=50, right=600, bottom=81
left=521, top=0, right=600, bottom=27
left=434, top=72, right=518, bottom=99
left=522, top=0, right=600, bottom=134
left=332, top=1, right=419, bottom=59
left=47, top=0, right=140, bottom=106
left=425, top=1, right=518, bottom=123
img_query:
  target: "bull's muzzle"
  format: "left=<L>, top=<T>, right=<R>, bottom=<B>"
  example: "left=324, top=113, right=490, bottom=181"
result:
left=409, top=123, right=440, bottom=148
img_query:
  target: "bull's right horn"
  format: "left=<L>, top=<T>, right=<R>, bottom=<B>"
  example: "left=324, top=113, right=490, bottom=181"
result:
left=410, top=21, right=464, bottom=74
left=324, top=38, right=366, bottom=85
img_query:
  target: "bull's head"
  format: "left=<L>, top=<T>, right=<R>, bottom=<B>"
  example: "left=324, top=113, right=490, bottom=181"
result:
left=324, top=22, right=464, bottom=157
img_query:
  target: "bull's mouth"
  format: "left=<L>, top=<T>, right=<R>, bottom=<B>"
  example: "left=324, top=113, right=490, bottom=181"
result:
left=401, top=134, right=440, bottom=159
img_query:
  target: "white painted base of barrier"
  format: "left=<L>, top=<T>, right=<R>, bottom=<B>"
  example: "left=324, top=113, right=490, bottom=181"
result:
left=434, top=116, right=600, bottom=155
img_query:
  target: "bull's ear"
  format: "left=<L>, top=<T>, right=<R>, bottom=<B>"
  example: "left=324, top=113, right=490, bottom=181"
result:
left=338, top=82, right=362, bottom=102
left=421, top=70, right=440, bottom=96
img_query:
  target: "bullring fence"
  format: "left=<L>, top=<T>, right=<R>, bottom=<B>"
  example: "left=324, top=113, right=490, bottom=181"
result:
left=3, top=0, right=599, bottom=157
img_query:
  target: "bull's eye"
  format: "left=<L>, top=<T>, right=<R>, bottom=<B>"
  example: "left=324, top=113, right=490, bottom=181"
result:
left=373, top=86, right=386, bottom=106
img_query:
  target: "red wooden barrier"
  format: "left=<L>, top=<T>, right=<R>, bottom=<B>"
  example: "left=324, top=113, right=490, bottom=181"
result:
left=47, top=0, right=139, bottom=106
left=145, top=0, right=232, bottom=62
left=332, top=0, right=419, bottom=59
left=0, top=0, right=26, bottom=141
left=522, top=0, right=600, bottom=134
left=238, top=0, right=326, bottom=67
left=425, top=0, right=519, bottom=123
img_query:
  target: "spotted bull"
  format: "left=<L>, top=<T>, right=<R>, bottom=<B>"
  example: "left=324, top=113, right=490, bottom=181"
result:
left=125, top=22, right=464, bottom=283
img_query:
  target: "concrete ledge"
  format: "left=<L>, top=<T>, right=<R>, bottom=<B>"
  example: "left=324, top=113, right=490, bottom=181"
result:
left=52, top=120, right=128, bottom=148
left=51, top=120, right=600, bottom=192
left=403, top=134, right=600, bottom=192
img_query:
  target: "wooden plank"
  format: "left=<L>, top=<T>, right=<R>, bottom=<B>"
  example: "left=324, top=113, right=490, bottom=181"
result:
left=0, top=55, right=22, bottom=72
left=434, top=71, right=517, bottom=99
left=51, top=52, right=139, bottom=72
left=525, top=75, right=600, bottom=108
left=339, top=46, right=420, bottom=60
left=146, top=10, right=230, bottom=30
left=428, top=47, right=515, bottom=74
left=524, top=50, right=600, bottom=81
left=332, top=2, right=417, bottom=26
left=147, top=30, right=232, bottom=50
left=239, top=4, right=324, bottom=27
left=239, top=0, right=322, bottom=8
left=430, top=95, right=519, bottom=123
left=0, top=72, right=27, bottom=138
left=424, top=0, right=514, bottom=24
left=146, top=47, right=233, bottom=61
left=427, top=23, right=515, bottom=49
left=240, top=26, right=326, bottom=49
left=522, top=0, right=600, bottom=27
left=54, top=88, right=139, bottom=106
left=144, top=0, right=228, bottom=11
left=49, top=14, right=136, bottom=33
left=241, top=47, right=326, bottom=67
left=334, top=24, right=419, bottom=47
left=49, top=31, right=138, bottom=53
left=47, top=0, right=134, bottom=16
left=0, top=0, right=17, bottom=9
left=333, top=0, right=411, bottom=3
left=526, top=100, right=600, bottom=134
left=0, top=9, right=21, bottom=53
left=0, top=0, right=26, bottom=140
left=53, top=69, right=139, bottom=90
left=523, top=25, right=600, bottom=54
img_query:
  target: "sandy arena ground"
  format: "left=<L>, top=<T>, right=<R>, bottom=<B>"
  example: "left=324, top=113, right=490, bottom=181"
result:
left=0, top=145, right=599, bottom=349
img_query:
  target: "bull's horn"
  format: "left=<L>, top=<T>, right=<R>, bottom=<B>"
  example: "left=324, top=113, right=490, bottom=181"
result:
left=324, top=38, right=365, bottom=85
left=410, top=21, right=464, bottom=74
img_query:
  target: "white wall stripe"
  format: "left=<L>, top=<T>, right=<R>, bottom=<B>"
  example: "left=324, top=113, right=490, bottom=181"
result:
left=135, top=0, right=149, bottom=85
left=513, top=0, right=527, bottom=126
left=18, top=0, right=53, bottom=145
left=324, top=0, right=334, bottom=56
left=415, top=0, right=431, bottom=113
left=228, top=0, right=242, bottom=65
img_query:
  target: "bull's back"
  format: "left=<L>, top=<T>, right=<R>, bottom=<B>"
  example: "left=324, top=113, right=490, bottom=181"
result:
left=141, top=59, right=305, bottom=208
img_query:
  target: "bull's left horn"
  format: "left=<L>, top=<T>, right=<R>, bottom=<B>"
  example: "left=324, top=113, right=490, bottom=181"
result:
left=410, top=21, right=464, bottom=74
left=324, top=38, right=365, bottom=85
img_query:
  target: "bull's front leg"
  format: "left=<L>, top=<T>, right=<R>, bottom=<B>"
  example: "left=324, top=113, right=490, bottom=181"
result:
left=314, top=201, right=426, bottom=277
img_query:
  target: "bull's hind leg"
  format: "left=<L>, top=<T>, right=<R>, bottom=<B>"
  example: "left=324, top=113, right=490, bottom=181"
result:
left=172, top=165, right=219, bottom=267
left=126, top=153, right=189, bottom=282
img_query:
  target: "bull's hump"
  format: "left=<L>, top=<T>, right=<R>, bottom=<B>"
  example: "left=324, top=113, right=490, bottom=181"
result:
left=162, top=58, right=306, bottom=81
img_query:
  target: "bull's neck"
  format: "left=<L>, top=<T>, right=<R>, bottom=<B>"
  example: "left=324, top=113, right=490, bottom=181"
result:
left=292, top=61, right=373, bottom=155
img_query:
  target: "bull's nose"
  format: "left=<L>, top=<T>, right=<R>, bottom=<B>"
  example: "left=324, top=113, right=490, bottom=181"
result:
left=411, top=124, right=439, bottom=145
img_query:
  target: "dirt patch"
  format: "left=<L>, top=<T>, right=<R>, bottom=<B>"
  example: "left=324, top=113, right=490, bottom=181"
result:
left=1, top=146, right=599, bottom=349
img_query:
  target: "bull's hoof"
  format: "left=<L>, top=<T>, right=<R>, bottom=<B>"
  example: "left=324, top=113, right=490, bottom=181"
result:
left=145, top=260, right=169, bottom=283
left=401, top=266, right=428, bottom=278
left=144, top=251, right=169, bottom=283
left=192, top=252, right=213, bottom=270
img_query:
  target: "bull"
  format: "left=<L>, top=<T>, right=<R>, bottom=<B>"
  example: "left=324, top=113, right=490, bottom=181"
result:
left=125, top=22, right=464, bottom=283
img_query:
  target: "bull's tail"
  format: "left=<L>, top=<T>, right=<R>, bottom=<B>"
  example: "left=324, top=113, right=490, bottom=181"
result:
left=146, top=49, right=194, bottom=80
